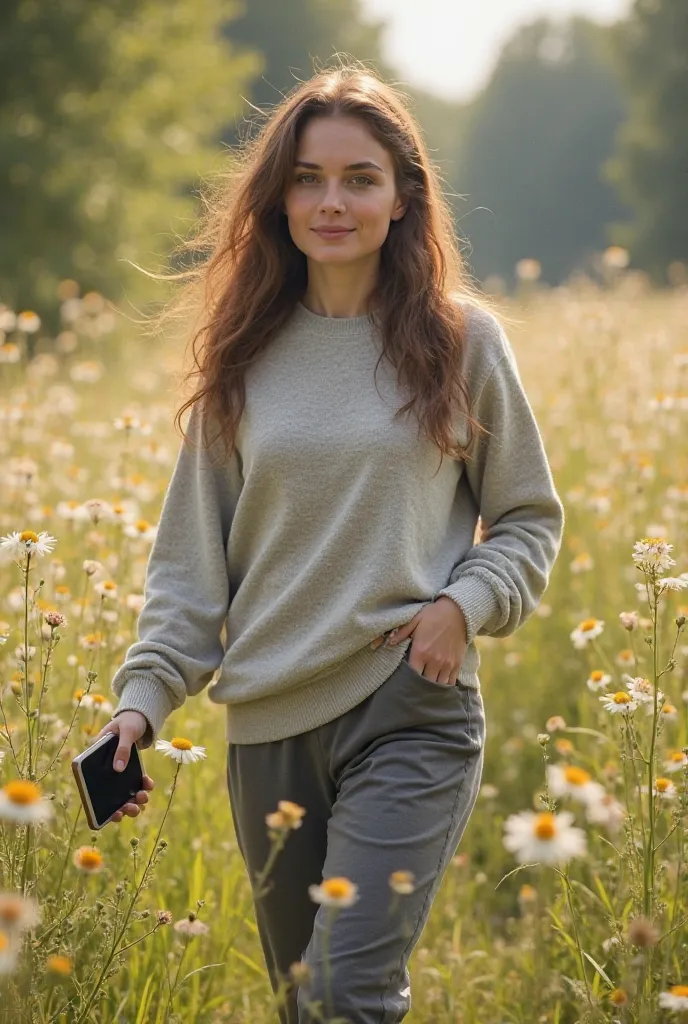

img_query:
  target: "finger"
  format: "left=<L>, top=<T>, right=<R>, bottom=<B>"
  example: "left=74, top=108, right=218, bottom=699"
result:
left=142, top=775, right=155, bottom=790
left=111, top=810, right=123, bottom=822
left=134, top=791, right=148, bottom=805
left=122, top=802, right=140, bottom=817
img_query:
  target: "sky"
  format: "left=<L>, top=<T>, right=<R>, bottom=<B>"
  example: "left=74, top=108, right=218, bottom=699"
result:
left=360, top=0, right=633, bottom=102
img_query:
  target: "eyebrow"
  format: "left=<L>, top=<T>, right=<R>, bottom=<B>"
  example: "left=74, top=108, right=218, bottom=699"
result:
left=294, top=160, right=385, bottom=173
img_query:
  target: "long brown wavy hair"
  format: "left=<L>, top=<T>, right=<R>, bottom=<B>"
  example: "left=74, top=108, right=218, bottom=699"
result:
left=134, top=59, right=513, bottom=475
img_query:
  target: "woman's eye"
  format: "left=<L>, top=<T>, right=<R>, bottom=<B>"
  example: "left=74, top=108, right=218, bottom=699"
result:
left=295, top=174, right=373, bottom=186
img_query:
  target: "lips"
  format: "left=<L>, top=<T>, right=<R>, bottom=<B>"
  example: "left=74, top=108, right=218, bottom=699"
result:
left=312, top=228, right=354, bottom=236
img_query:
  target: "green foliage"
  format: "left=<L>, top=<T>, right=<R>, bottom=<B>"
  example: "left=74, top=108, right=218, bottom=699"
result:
left=603, top=0, right=688, bottom=283
left=0, top=0, right=260, bottom=322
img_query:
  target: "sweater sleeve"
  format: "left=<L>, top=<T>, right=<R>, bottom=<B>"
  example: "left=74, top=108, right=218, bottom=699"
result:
left=110, top=402, right=238, bottom=749
left=435, top=336, right=565, bottom=646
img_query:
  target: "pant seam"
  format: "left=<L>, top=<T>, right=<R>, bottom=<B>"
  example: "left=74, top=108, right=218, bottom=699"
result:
left=377, top=685, right=474, bottom=1023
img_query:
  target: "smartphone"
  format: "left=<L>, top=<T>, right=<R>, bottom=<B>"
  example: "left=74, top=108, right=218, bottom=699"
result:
left=71, top=732, right=144, bottom=830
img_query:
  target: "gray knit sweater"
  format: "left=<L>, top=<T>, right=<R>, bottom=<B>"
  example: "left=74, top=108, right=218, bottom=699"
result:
left=111, top=299, right=564, bottom=746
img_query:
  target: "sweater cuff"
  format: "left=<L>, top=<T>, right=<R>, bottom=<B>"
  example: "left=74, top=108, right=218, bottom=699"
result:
left=112, top=674, right=176, bottom=750
left=435, top=573, right=503, bottom=645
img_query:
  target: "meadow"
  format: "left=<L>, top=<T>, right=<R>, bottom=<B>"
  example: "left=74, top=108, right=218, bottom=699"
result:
left=1, top=270, right=687, bottom=1023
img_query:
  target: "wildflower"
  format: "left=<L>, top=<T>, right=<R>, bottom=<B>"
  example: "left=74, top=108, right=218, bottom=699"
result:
left=265, top=800, right=306, bottom=832
left=45, top=955, right=72, bottom=976
left=602, top=246, right=629, bottom=269
left=155, top=737, right=207, bottom=765
left=156, top=910, right=173, bottom=925
left=664, top=750, right=688, bottom=773
left=89, top=694, right=113, bottom=715
left=44, top=611, right=66, bottom=629
left=515, top=258, right=541, bottom=281
left=627, top=915, right=660, bottom=947
left=623, top=674, right=664, bottom=706
left=0, top=930, right=18, bottom=975
left=570, top=553, right=593, bottom=574
left=290, top=960, right=312, bottom=985
left=82, top=559, right=104, bottom=578
left=479, top=783, right=499, bottom=799
left=657, top=576, right=688, bottom=595
left=309, top=877, right=359, bottom=908
left=546, top=764, right=606, bottom=805
left=114, top=413, right=141, bottom=432
left=599, top=692, right=638, bottom=715
left=389, top=870, right=415, bottom=895
left=518, top=884, right=538, bottom=908
left=641, top=777, right=677, bottom=800
left=609, top=988, right=628, bottom=1006
left=619, top=611, right=639, bottom=630
left=632, top=538, right=675, bottom=572
left=659, top=985, right=688, bottom=1011
left=659, top=703, right=678, bottom=722
left=94, top=580, right=118, bottom=600
left=586, top=670, right=612, bottom=693
left=570, top=618, right=604, bottom=648
left=554, top=738, right=575, bottom=756
left=16, top=311, right=41, bottom=333
left=0, top=780, right=53, bottom=824
left=0, top=530, right=57, bottom=563
left=73, top=846, right=104, bottom=873
left=173, top=912, right=210, bottom=936
left=584, top=793, right=626, bottom=831
left=123, top=519, right=157, bottom=542
left=503, top=810, right=587, bottom=865
left=546, top=716, right=566, bottom=733
left=0, top=893, right=41, bottom=934
left=615, top=648, right=636, bottom=668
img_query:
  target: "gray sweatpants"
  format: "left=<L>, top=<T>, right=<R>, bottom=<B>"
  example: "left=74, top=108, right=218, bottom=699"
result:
left=226, top=648, right=486, bottom=1023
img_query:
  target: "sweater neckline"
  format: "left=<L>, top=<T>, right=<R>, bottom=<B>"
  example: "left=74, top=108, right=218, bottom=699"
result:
left=292, top=300, right=376, bottom=337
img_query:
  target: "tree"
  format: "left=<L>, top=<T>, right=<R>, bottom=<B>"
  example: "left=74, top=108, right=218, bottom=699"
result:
left=0, top=0, right=259, bottom=323
left=603, top=0, right=688, bottom=283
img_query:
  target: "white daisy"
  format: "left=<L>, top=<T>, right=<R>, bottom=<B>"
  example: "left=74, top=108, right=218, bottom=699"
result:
left=0, top=530, right=57, bottom=563
left=664, top=751, right=688, bottom=773
left=93, top=580, right=118, bottom=600
left=632, top=538, right=675, bottom=572
left=503, top=810, right=587, bottom=865
left=657, top=576, right=688, bottom=593
left=155, top=737, right=207, bottom=764
left=584, top=793, right=626, bottom=831
left=547, top=764, right=606, bottom=806
left=0, top=892, right=41, bottom=935
left=308, top=877, right=359, bottom=908
left=586, top=670, right=612, bottom=693
left=0, top=780, right=54, bottom=824
left=659, top=985, right=688, bottom=1010
left=622, top=674, right=664, bottom=706
left=599, top=691, right=638, bottom=715
left=657, top=703, right=679, bottom=722
left=640, top=777, right=677, bottom=800
left=570, top=618, right=605, bottom=648
left=16, top=311, right=41, bottom=333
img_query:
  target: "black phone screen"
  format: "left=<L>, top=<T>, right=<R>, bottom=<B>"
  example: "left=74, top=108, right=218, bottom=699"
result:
left=80, top=733, right=143, bottom=826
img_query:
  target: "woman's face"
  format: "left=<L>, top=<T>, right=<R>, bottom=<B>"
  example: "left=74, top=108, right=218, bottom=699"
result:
left=283, top=115, right=406, bottom=266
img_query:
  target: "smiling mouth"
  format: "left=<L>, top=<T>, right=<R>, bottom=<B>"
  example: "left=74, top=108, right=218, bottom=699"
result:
left=312, top=228, right=354, bottom=235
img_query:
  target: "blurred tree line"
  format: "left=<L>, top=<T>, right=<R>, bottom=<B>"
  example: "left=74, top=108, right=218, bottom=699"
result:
left=0, top=0, right=685, bottom=324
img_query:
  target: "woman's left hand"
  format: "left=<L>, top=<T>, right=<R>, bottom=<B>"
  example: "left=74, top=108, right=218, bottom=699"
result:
left=388, top=597, right=468, bottom=685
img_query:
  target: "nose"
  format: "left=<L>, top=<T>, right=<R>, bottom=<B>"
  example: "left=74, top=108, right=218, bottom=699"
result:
left=319, top=181, right=346, bottom=213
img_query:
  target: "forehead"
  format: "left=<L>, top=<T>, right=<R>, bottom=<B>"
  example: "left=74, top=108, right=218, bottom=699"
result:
left=295, top=115, right=392, bottom=170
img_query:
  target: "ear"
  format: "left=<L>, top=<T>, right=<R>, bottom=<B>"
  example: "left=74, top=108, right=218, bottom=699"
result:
left=391, top=196, right=407, bottom=222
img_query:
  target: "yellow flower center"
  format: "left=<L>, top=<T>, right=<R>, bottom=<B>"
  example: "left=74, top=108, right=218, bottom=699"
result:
left=103, top=581, right=116, bottom=591
left=533, top=813, right=557, bottom=840
left=20, top=531, right=39, bottom=544
left=655, top=778, right=671, bottom=793
left=610, top=988, right=627, bottom=1005
left=76, top=848, right=103, bottom=870
left=580, top=618, right=598, bottom=632
left=618, top=649, right=633, bottom=661
left=170, top=737, right=193, bottom=751
left=563, top=766, right=591, bottom=786
left=91, top=694, right=105, bottom=704
left=321, top=878, right=354, bottom=900
left=669, top=985, right=688, bottom=998
left=669, top=752, right=685, bottom=763
left=46, top=955, right=73, bottom=975
left=73, top=689, right=85, bottom=700
left=4, top=780, right=41, bottom=805
left=662, top=704, right=676, bottom=715
left=590, top=670, right=604, bottom=681
left=135, top=519, right=150, bottom=532
left=613, top=692, right=632, bottom=704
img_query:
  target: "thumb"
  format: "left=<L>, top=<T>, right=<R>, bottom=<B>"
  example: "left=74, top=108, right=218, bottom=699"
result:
left=388, top=614, right=421, bottom=645
left=113, top=729, right=133, bottom=773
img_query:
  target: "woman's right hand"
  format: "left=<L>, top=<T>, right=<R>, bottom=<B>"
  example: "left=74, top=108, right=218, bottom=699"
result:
left=92, top=711, right=155, bottom=823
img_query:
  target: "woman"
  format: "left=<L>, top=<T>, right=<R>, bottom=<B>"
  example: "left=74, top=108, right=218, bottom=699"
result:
left=95, top=63, right=564, bottom=1023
